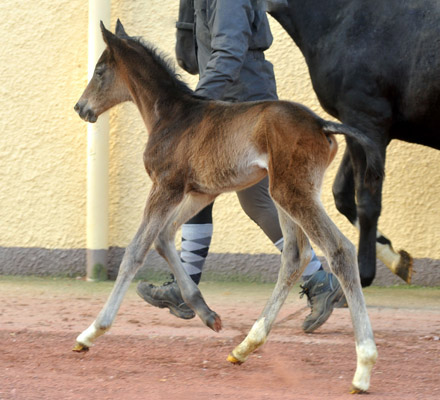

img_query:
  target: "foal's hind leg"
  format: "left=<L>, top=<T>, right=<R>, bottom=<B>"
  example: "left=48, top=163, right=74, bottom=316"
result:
left=153, top=193, right=222, bottom=332
left=228, top=207, right=312, bottom=363
left=73, top=186, right=183, bottom=351
left=276, top=190, right=377, bottom=393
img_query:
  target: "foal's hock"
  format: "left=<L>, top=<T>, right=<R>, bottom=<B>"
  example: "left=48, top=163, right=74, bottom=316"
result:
left=73, top=21, right=378, bottom=393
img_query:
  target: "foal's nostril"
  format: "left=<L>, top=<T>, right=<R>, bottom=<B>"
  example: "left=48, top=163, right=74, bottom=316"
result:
left=74, top=103, right=80, bottom=113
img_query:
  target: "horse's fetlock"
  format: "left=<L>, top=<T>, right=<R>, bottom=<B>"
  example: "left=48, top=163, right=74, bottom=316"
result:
left=184, top=291, right=202, bottom=307
left=96, top=322, right=111, bottom=332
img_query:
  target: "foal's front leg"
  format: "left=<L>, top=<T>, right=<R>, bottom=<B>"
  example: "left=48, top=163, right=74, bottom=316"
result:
left=228, top=207, right=312, bottom=363
left=154, top=193, right=222, bottom=331
left=73, top=187, right=181, bottom=351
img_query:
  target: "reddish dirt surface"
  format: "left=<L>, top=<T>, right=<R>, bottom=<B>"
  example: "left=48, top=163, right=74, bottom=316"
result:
left=0, top=277, right=439, bottom=400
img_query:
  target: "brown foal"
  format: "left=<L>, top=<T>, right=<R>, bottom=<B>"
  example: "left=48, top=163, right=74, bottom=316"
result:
left=74, top=21, right=379, bottom=393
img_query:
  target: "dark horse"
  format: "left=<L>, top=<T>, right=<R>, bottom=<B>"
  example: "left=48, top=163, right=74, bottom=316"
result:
left=74, top=21, right=379, bottom=393
left=175, top=0, right=440, bottom=286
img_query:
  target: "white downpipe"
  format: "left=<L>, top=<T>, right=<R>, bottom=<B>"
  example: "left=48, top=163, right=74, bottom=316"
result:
left=86, top=0, right=111, bottom=281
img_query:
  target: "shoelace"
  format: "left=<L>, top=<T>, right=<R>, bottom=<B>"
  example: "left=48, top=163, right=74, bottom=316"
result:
left=146, top=275, right=175, bottom=289
left=299, top=285, right=310, bottom=300
left=299, top=285, right=314, bottom=308
left=161, top=274, right=176, bottom=286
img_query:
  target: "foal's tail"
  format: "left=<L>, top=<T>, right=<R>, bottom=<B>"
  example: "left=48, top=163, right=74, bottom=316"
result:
left=322, top=121, right=384, bottom=189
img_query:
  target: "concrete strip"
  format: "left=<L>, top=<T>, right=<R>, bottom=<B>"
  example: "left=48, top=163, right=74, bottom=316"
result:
left=0, top=247, right=438, bottom=286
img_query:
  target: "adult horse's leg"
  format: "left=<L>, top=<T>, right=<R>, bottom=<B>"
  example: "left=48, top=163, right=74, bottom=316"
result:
left=272, top=184, right=377, bottom=393
left=153, top=192, right=222, bottom=331
left=346, top=133, right=384, bottom=287
left=333, top=148, right=357, bottom=224
left=336, top=99, right=391, bottom=287
left=73, top=187, right=184, bottom=351
left=333, top=149, right=413, bottom=284
left=228, top=207, right=312, bottom=364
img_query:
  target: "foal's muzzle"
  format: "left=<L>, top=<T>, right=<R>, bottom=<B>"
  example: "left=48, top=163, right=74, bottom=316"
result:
left=74, top=101, right=98, bottom=123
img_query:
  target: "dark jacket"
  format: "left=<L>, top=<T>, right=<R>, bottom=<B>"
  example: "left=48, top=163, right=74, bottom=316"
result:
left=193, top=0, right=278, bottom=101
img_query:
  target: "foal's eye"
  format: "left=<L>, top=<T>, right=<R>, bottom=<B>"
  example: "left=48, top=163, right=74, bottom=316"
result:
left=95, top=67, right=105, bottom=78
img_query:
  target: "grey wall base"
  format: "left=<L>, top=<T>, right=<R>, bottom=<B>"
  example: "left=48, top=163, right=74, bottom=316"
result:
left=0, top=246, right=439, bottom=286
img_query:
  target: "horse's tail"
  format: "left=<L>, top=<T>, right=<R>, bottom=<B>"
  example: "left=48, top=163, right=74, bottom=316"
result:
left=322, top=121, right=384, bottom=189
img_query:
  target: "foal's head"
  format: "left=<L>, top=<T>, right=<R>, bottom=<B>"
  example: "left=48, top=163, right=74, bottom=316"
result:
left=74, top=21, right=132, bottom=123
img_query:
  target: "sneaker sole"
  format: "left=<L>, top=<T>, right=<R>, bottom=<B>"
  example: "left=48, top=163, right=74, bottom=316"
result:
left=136, top=287, right=196, bottom=320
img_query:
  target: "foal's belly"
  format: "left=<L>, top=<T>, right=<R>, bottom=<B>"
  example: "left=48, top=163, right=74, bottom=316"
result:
left=192, top=151, right=269, bottom=194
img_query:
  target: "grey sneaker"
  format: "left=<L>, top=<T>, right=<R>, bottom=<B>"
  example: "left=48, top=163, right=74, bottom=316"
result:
left=137, top=279, right=195, bottom=320
left=300, top=269, right=345, bottom=333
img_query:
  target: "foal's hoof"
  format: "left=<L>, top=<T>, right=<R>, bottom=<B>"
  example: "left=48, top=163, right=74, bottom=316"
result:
left=227, top=353, right=243, bottom=365
left=72, top=342, right=89, bottom=352
left=394, top=250, right=413, bottom=284
left=206, top=312, right=222, bottom=332
left=350, top=385, right=368, bottom=394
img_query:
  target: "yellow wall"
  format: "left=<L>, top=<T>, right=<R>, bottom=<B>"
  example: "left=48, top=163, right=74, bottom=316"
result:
left=1, top=1, right=439, bottom=262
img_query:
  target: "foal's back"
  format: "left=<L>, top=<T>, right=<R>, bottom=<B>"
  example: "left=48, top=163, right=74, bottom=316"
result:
left=153, top=99, right=336, bottom=196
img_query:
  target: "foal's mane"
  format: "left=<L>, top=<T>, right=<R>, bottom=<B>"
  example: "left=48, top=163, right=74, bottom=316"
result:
left=119, top=31, right=197, bottom=98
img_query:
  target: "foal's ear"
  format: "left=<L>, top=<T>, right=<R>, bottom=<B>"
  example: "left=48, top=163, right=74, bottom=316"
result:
left=100, top=21, right=118, bottom=48
left=115, top=19, right=128, bottom=38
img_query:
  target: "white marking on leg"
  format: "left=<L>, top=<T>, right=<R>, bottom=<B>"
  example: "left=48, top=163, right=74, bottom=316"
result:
left=352, top=339, right=378, bottom=392
left=376, top=241, right=400, bottom=273
left=231, top=317, right=267, bottom=363
left=354, top=223, right=401, bottom=273
left=76, top=321, right=109, bottom=348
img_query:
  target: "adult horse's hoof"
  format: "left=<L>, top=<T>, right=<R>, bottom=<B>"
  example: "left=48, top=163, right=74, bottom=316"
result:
left=227, top=353, right=243, bottom=365
left=72, top=342, right=89, bottom=352
left=394, top=250, right=413, bottom=284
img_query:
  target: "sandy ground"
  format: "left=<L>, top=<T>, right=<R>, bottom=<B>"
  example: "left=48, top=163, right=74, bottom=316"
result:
left=0, top=277, right=439, bottom=400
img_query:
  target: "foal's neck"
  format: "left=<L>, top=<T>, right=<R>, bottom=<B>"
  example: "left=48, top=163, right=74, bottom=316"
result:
left=117, top=40, right=196, bottom=132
